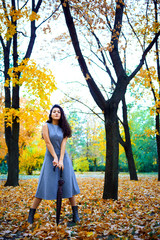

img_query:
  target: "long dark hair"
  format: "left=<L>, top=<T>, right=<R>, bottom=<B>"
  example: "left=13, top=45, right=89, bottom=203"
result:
left=47, top=104, right=72, bottom=138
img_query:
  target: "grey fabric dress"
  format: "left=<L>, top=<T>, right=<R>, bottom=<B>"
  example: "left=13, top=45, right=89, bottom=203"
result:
left=35, top=123, right=80, bottom=200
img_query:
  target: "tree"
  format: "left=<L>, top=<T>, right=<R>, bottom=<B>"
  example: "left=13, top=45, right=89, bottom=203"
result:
left=154, top=0, right=160, bottom=180
left=56, top=1, right=138, bottom=180
left=0, top=0, right=58, bottom=186
left=60, top=0, right=160, bottom=199
left=127, top=0, right=160, bottom=179
left=0, top=59, right=56, bottom=174
left=61, top=86, right=136, bottom=176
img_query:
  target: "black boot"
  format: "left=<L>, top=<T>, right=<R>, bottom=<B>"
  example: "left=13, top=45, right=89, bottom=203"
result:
left=72, top=206, right=80, bottom=222
left=28, top=208, right=36, bottom=224
left=67, top=206, right=80, bottom=227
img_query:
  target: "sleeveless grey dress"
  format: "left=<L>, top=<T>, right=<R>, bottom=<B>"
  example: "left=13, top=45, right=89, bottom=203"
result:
left=35, top=123, right=80, bottom=200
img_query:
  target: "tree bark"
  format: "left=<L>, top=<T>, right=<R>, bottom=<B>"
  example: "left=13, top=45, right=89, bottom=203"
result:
left=156, top=114, right=160, bottom=181
left=103, top=100, right=119, bottom=200
left=94, top=158, right=97, bottom=172
left=154, top=0, right=160, bottom=181
left=121, top=97, right=138, bottom=180
left=5, top=0, right=19, bottom=186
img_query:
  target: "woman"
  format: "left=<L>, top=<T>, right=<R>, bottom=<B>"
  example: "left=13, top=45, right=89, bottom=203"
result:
left=28, top=104, right=80, bottom=225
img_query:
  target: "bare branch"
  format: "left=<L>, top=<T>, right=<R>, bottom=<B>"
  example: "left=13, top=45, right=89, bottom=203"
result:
left=61, top=0, right=106, bottom=110
left=128, top=31, right=160, bottom=81
left=71, top=110, right=103, bottom=115
left=118, top=130, right=125, bottom=147
left=145, top=59, right=157, bottom=102
left=62, top=91, right=104, bottom=122
left=2, top=0, right=10, bottom=21
left=17, top=31, right=29, bottom=37
left=105, top=12, right=113, bottom=31
left=65, top=81, right=88, bottom=88
left=125, top=12, right=142, bottom=48
left=36, top=4, right=61, bottom=29
left=154, top=0, right=160, bottom=83
left=17, top=0, right=19, bottom=9
left=0, top=35, right=5, bottom=51
left=99, top=83, right=110, bottom=99
left=121, top=32, right=127, bottom=71
left=143, top=0, right=150, bottom=49
left=35, top=0, right=42, bottom=13
left=72, top=15, right=116, bottom=86
left=85, top=54, right=106, bottom=72
left=91, top=31, right=116, bottom=86
left=20, top=0, right=29, bottom=10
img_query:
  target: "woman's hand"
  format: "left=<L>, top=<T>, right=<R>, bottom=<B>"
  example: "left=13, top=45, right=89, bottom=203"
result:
left=53, top=156, right=59, bottom=168
left=58, top=161, right=64, bottom=170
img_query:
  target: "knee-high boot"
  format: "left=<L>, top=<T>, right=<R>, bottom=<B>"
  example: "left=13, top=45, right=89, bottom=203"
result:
left=28, top=208, right=36, bottom=224
left=67, top=206, right=80, bottom=227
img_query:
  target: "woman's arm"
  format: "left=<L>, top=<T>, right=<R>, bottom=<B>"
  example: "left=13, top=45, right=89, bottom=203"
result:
left=58, top=137, right=68, bottom=170
left=42, top=123, right=58, bottom=166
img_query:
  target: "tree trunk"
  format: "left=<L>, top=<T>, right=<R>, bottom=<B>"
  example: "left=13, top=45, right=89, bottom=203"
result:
left=94, top=158, right=97, bottom=172
left=6, top=85, right=20, bottom=186
left=122, top=97, right=138, bottom=180
left=156, top=113, right=160, bottom=181
left=5, top=136, right=19, bottom=186
left=154, top=0, right=160, bottom=181
left=103, top=100, right=119, bottom=200
left=5, top=0, right=19, bottom=186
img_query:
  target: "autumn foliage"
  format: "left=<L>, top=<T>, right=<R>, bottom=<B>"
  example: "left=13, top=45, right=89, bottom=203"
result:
left=0, top=174, right=159, bottom=239
left=0, top=59, right=56, bottom=174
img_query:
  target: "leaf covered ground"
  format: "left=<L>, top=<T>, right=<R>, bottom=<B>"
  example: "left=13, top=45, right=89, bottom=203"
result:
left=0, top=175, right=160, bottom=239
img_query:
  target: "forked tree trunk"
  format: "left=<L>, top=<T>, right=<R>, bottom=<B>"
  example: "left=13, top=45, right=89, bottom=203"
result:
left=61, top=0, right=160, bottom=199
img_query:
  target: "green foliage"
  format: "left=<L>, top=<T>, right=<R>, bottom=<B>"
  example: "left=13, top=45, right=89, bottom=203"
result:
left=119, top=154, right=129, bottom=172
left=89, top=161, right=105, bottom=172
left=67, top=112, right=86, bottom=159
left=119, top=107, right=158, bottom=172
left=73, top=157, right=89, bottom=172
left=0, top=157, right=8, bottom=174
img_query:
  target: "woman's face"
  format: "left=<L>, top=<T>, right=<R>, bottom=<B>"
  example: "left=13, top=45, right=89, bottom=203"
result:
left=51, top=107, right=61, bottom=121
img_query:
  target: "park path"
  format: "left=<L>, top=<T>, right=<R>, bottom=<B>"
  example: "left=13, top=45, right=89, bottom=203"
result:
left=0, top=172, right=104, bottom=181
left=0, top=172, right=157, bottom=182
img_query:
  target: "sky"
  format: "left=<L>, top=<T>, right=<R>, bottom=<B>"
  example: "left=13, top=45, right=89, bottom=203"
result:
left=1, top=0, right=157, bottom=120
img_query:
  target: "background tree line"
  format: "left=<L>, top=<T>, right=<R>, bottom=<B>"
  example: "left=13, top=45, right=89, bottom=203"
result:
left=0, top=103, right=158, bottom=174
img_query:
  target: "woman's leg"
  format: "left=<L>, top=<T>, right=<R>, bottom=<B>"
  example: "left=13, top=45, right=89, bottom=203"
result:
left=31, top=197, right=42, bottom=209
left=28, top=197, right=42, bottom=224
left=69, top=196, right=76, bottom=206
left=68, top=196, right=80, bottom=225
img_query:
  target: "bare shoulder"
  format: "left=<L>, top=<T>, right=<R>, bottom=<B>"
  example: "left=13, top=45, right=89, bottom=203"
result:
left=43, top=122, right=48, bottom=127
left=42, top=123, right=48, bottom=132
